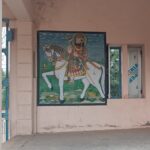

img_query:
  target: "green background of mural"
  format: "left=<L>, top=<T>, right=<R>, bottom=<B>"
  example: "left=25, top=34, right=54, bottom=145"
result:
left=37, top=31, right=106, bottom=105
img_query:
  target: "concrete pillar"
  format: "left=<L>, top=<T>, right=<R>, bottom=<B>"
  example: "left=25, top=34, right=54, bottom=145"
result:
left=0, top=0, right=2, bottom=147
left=16, top=21, right=33, bottom=135
left=10, top=21, right=33, bottom=136
left=122, top=45, right=128, bottom=98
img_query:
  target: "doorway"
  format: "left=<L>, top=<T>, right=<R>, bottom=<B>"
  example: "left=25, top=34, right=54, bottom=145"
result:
left=2, top=18, right=10, bottom=142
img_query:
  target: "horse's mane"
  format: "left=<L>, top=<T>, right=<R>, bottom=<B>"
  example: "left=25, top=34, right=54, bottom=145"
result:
left=48, top=44, right=65, bottom=56
left=43, top=44, right=66, bottom=60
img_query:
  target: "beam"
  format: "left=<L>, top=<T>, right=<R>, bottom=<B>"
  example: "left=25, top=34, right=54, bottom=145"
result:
left=4, top=0, right=32, bottom=21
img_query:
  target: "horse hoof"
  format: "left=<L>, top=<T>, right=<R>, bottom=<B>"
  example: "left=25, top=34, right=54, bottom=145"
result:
left=59, top=99, right=65, bottom=104
left=101, top=98, right=106, bottom=102
left=80, top=98, right=85, bottom=102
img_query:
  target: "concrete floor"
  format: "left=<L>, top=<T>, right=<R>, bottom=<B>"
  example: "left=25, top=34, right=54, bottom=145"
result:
left=2, top=128, right=150, bottom=150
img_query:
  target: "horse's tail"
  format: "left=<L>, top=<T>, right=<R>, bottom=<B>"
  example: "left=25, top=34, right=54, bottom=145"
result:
left=99, top=65, right=105, bottom=96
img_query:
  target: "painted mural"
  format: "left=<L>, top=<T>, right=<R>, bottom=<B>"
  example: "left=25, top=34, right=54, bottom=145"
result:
left=37, top=31, right=107, bottom=105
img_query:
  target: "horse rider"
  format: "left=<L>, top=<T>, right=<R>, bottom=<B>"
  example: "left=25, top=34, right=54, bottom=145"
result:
left=66, top=33, right=88, bottom=81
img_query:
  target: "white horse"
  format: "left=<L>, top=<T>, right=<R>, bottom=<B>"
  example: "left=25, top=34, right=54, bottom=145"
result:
left=42, top=45, right=105, bottom=104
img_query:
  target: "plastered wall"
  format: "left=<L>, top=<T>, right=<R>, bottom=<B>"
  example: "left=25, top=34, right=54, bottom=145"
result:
left=35, top=0, right=150, bottom=133
left=8, top=0, right=150, bottom=136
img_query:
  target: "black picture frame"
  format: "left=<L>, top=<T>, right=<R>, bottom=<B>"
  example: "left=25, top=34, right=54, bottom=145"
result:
left=37, top=31, right=108, bottom=106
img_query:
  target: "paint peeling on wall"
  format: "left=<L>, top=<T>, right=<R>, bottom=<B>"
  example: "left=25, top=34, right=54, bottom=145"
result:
left=32, top=0, right=65, bottom=24
left=41, top=124, right=120, bottom=132
left=141, top=122, right=150, bottom=127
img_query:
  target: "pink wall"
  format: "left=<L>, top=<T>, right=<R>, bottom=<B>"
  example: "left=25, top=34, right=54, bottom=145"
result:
left=3, top=0, right=150, bottom=136
left=35, top=0, right=150, bottom=133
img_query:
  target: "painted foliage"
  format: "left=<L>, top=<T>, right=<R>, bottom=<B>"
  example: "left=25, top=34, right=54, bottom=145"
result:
left=37, top=31, right=107, bottom=105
